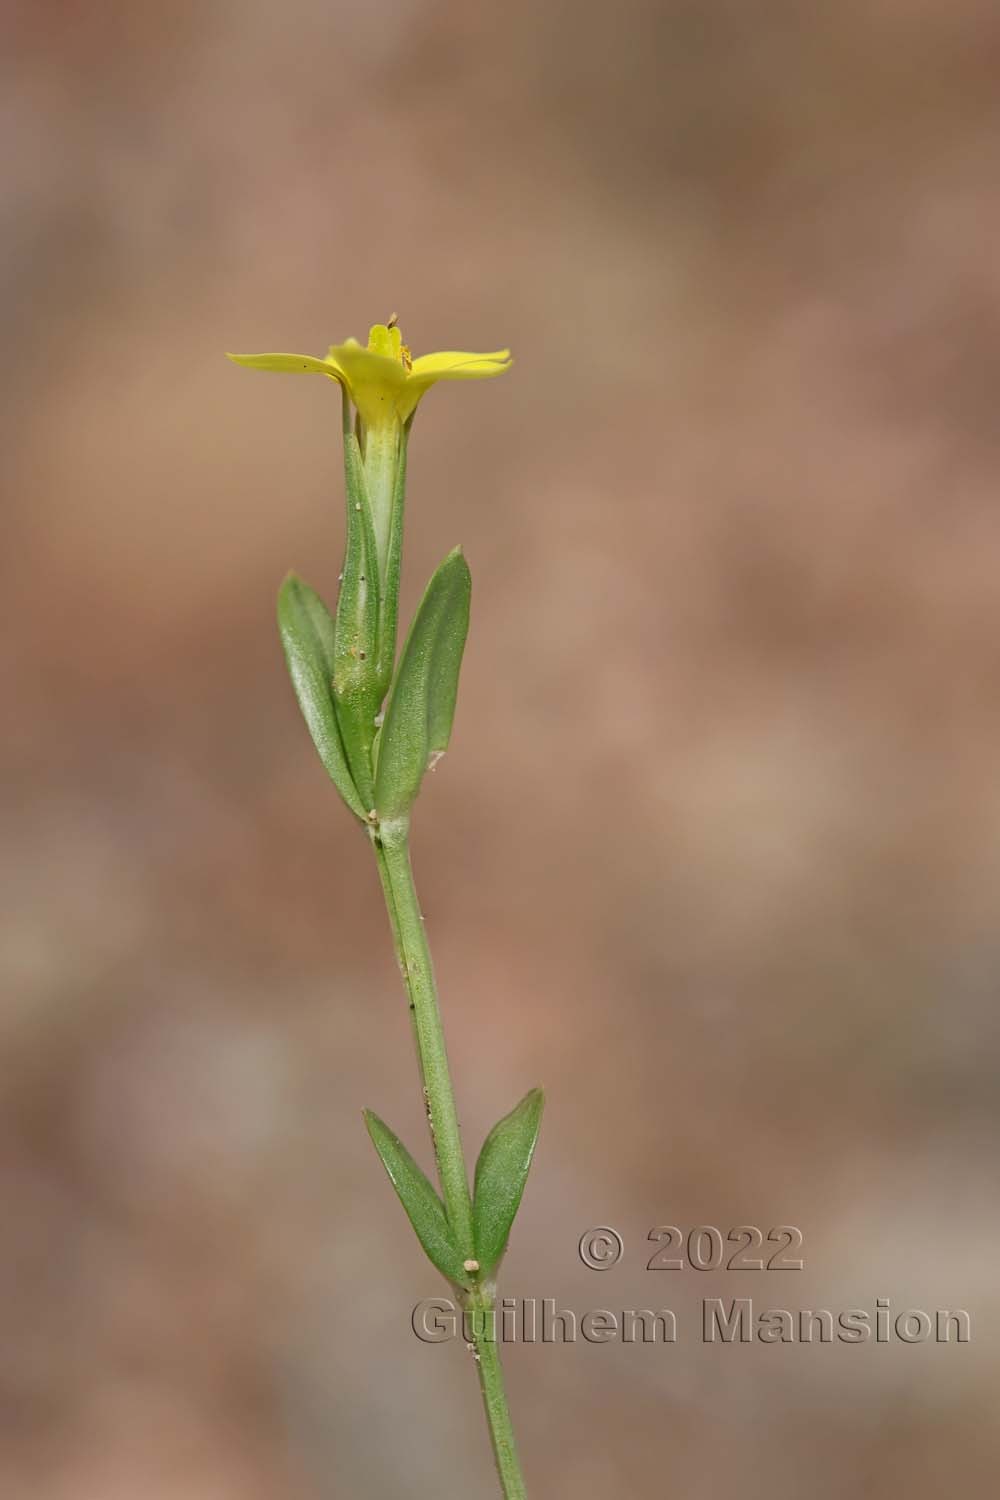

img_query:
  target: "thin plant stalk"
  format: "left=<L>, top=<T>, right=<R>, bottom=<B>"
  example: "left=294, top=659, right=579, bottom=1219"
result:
left=377, top=821, right=474, bottom=1252
left=467, top=1289, right=529, bottom=1500
left=376, top=820, right=528, bottom=1497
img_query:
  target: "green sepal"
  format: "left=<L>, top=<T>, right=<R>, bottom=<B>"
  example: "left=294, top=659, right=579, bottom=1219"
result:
left=363, top=1109, right=474, bottom=1290
left=472, top=1088, right=544, bottom=1277
left=374, top=547, right=471, bottom=821
left=276, top=573, right=367, bottom=821
left=332, top=389, right=381, bottom=808
left=374, top=415, right=412, bottom=703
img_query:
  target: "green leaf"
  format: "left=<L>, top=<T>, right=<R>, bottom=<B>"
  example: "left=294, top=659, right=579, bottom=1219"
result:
left=473, top=1088, right=544, bottom=1277
left=364, top=1109, right=473, bottom=1289
left=277, top=573, right=367, bottom=820
left=374, top=547, right=471, bottom=821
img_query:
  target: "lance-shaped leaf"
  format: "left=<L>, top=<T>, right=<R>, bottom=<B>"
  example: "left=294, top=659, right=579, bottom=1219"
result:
left=472, top=1088, right=544, bottom=1277
left=277, top=574, right=366, bottom=820
left=374, top=547, right=471, bottom=821
left=364, top=1109, right=473, bottom=1289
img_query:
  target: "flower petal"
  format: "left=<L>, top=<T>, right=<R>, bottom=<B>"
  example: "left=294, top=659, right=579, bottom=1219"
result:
left=399, top=350, right=512, bottom=420
left=227, top=351, right=343, bottom=379
left=409, top=350, right=512, bottom=379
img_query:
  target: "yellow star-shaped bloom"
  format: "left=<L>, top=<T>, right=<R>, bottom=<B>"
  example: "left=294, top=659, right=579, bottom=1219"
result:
left=227, top=321, right=511, bottom=431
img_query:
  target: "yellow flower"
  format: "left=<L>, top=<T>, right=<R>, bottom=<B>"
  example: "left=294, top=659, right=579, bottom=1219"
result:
left=228, top=322, right=510, bottom=573
left=227, top=322, right=511, bottom=431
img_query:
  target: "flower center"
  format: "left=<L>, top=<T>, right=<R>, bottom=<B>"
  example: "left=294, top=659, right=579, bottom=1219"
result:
left=367, top=321, right=412, bottom=371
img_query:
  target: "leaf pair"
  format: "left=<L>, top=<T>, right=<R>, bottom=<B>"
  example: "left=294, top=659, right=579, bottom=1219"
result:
left=365, top=1088, right=544, bottom=1287
left=278, top=547, right=472, bottom=825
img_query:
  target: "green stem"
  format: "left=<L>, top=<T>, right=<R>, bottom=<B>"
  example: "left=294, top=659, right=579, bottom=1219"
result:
left=468, top=1291, right=528, bottom=1500
left=375, top=819, right=529, bottom=1498
left=377, top=819, right=474, bottom=1255
left=371, top=833, right=428, bottom=1100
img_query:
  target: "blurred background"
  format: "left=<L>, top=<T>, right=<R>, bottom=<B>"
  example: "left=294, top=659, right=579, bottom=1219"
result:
left=3, top=0, right=999, bottom=1494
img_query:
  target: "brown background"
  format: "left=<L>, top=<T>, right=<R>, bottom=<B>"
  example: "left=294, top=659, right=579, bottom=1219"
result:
left=3, top=1, right=999, bottom=1495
